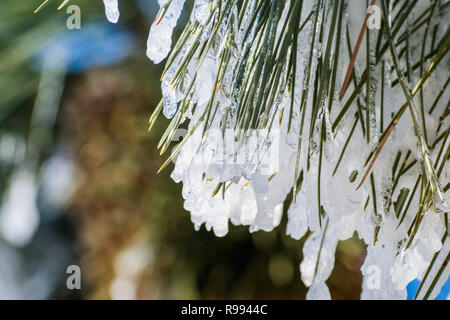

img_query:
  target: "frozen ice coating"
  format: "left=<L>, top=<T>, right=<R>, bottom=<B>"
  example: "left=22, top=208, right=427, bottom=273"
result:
left=417, top=240, right=450, bottom=300
left=104, top=0, right=450, bottom=299
left=196, top=55, right=218, bottom=106
left=0, top=168, right=40, bottom=247
left=103, top=0, right=120, bottom=23
left=161, top=69, right=180, bottom=119
left=146, top=0, right=186, bottom=64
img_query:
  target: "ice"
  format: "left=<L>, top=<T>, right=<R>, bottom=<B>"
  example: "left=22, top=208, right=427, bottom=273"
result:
left=414, top=233, right=449, bottom=300
left=286, top=202, right=308, bottom=240
left=161, top=70, right=179, bottom=119
left=196, top=55, right=218, bottom=106
left=103, top=0, right=450, bottom=299
left=0, top=168, right=39, bottom=247
left=103, top=0, right=120, bottom=23
left=300, top=219, right=338, bottom=288
left=193, top=0, right=211, bottom=26
left=146, top=0, right=186, bottom=64
left=361, top=245, right=407, bottom=300
left=366, top=24, right=378, bottom=143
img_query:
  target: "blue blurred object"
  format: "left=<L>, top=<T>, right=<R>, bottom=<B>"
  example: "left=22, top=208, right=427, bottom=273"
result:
left=34, top=20, right=136, bottom=73
left=407, top=276, right=450, bottom=300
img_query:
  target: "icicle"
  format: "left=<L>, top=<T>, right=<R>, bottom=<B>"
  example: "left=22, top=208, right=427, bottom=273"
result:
left=146, top=0, right=186, bottom=64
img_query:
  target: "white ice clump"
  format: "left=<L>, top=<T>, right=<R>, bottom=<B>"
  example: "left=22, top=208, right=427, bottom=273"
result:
left=103, top=0, right=120, bottom=23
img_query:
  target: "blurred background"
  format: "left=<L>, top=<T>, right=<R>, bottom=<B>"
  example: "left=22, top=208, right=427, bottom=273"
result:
left=0, top=0, right=409, bottom=300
